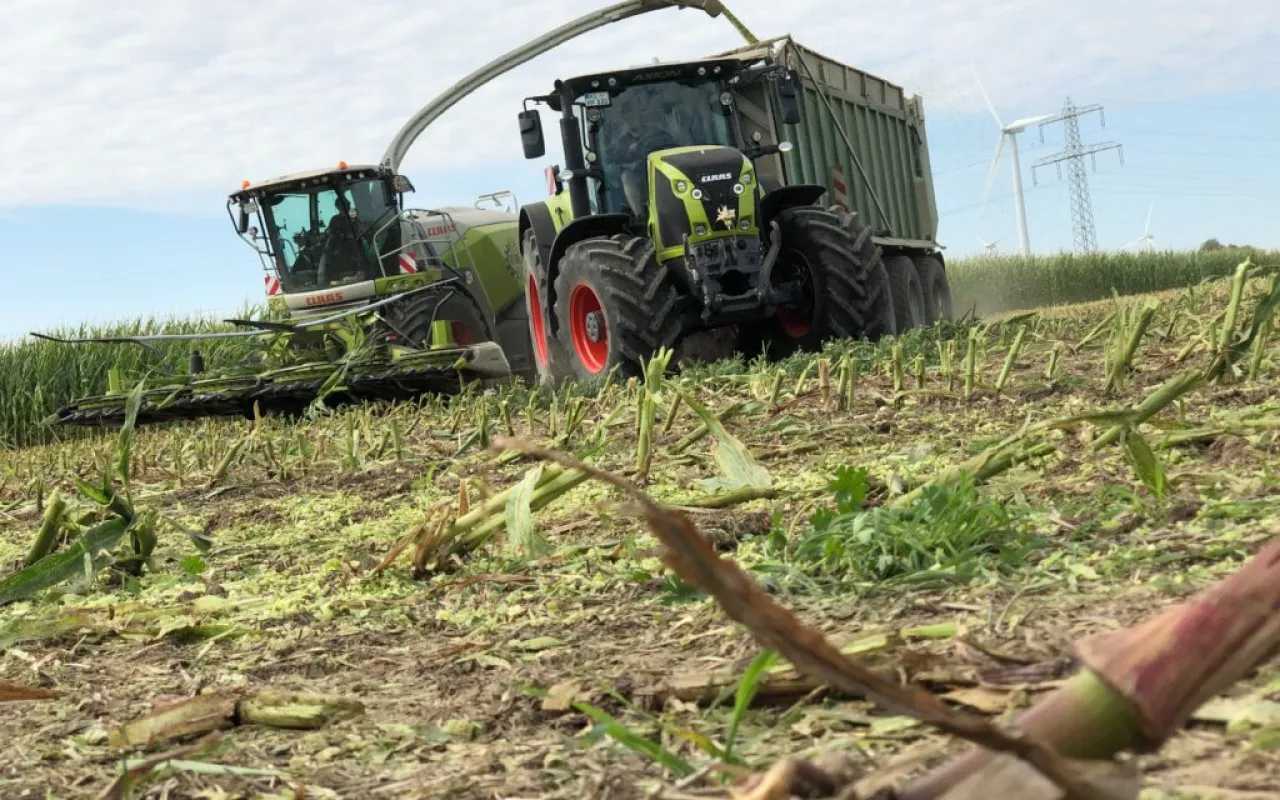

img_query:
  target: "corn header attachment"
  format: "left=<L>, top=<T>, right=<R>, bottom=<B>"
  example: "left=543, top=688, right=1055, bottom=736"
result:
left=37, top=283, right=516, bottom=428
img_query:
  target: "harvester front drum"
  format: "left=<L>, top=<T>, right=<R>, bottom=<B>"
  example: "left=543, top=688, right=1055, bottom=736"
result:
left=552, top=235, right=680, bottom=382
left=913, top=254, right=954, bottom=325
left=387, top=289, right=488, bottom=350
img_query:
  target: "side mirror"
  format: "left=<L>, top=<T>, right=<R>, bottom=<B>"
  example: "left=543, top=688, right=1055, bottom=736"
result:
left=518, top=109, right=546, bottom=159
left=775, top=69, right=802, bottom=126
left=237, top=204, right=250, bottom=234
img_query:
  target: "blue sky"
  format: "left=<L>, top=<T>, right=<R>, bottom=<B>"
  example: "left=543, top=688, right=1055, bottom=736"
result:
left=2, top=0, right=1278, bottom=342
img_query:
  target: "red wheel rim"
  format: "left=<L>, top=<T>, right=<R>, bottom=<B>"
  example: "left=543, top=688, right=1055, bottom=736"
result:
left=450, top=320, right=476, bottom=346
left=569, top=283, right=608, bottom=374
left=527, top=273, right=549, bottom=367
left=774, top=249, right=816, bottom=338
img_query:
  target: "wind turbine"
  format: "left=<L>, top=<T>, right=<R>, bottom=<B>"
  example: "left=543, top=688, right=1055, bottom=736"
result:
left=971, top=65, right=1055, bottom=258
left=978, top=235, right=1000, bottom=255
left=1124, top=205, right=1156, bottom=251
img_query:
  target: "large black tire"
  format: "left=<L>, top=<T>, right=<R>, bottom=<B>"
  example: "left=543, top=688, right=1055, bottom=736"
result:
left=388, top=289, right=489, bottom=350
left=521, top=227, right=575, bottom=386
left=885, top=254, right=927, bottom=332
left=913, top=253, right=954, bottom=324
left=552, top=235, right=682, bottom=381
left=740, top=205, right=872, bottom=360
left=839, top=210, right=896, bottom=341
left=863, top=257, right=898, bottom=341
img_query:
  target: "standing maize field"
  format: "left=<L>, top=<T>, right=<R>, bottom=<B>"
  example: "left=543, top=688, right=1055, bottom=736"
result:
left=6, top=247, right=1273, bottom=450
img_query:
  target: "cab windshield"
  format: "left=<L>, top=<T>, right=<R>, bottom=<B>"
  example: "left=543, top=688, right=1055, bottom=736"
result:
left=263, top=178, right=400, bottom=292
left=579, top=79, right=733, bottom=216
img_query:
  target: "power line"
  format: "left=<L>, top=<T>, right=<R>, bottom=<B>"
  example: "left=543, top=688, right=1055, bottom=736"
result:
left=1108, top=127, right=1280, bottom=144
left=1092, top=185, right=1280, bottom=198
left=933, top=157, right=993, bottom=176
left=1101, top=166, right=1280, bottom=182
left=1127, top=147, right=1280, bottom=161
left=1031, top=98, right=1123, bottom=253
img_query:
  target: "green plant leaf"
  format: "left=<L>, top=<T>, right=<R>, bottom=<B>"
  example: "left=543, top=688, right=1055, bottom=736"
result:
left=1123, top=428, right=1166, bottom=502
left=677, top=387, right=770, bottom=491
left=724, top=649, right=780, bottom=763
left=0, top=518, right=130, bottom=607
left=829, top=466, right=869, bottom=515
left=505, top=464, right=550, bottom=559
left=571, top=700, right=695, bottom=777
left=117, top=377, right=146, bottom=488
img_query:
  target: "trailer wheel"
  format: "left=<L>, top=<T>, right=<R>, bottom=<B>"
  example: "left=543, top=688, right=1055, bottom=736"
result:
left=552, top=235, right=681, bottom=381
left=522, top=228, right=575, bottom=386
left=863, top=257, right=898, bottom=341
left=885, top=254, right=927, bottom=331
left=913, top=254, right=953, bottom=324
left=838, top=211, right=896, bottom=341
left=744, top=205, right=870, bottom=359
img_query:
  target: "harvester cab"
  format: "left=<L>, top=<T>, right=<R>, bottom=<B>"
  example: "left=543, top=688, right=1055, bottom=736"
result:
left=228, top=164, right=531, bottom=367
left=516, top=45, right=890, bottom=382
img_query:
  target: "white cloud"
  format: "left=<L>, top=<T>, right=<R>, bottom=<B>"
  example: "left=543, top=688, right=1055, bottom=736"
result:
left=2, top=0, right=1277, bottom=209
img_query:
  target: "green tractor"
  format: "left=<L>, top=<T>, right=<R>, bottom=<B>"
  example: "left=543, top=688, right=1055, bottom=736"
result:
left=515, top=50, right=900, bottom=382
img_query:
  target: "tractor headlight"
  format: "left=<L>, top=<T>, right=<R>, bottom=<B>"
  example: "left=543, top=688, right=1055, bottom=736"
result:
left=739, top=218, right=751, bottom=230
left=732, top=183, right=744, bottom=195
left=676, top=180, right=688, bottom=193
left=742, top=173, right=752, bottom=185
left=695, top=224, right=707, bottom=236
left=691, top=188, right=704, bottom=200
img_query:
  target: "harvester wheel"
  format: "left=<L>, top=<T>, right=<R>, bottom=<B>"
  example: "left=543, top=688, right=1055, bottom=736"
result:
left=743, top=205, right=870, bottom=359
left=913, top=254, right=954, bottom=324
left=885, top=254, right=928, bottom=332
left=522, top=228, right=575, bottom=386
left=553, top=235, right=681, bottom=381
left=388, top=289, right=488, bottom=350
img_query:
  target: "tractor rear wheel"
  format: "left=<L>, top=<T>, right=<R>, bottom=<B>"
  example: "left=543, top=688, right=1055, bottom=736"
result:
left=743, top=205, right=871, bottom=359
left=886, top=254, right=928, bottom=332
left=913, top=254, right=954, bottom=324
left=522, top=228, right=575, bottom=386
left=389, top=289, right=488, bottom=350
left=552, top=235, right=681, bottom=381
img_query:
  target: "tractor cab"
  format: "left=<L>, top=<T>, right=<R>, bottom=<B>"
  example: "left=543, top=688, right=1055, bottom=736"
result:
left=518, top=56, right=800, bottom=227
left=539, top=60, right=745, bottom=220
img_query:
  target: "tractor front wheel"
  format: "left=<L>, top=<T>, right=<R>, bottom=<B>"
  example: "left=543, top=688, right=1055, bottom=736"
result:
left=553, top=235, right=681, bottom=381
left=523, top=228, right=575, bottom=386
left=743, top=205, right=872, bottom=359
